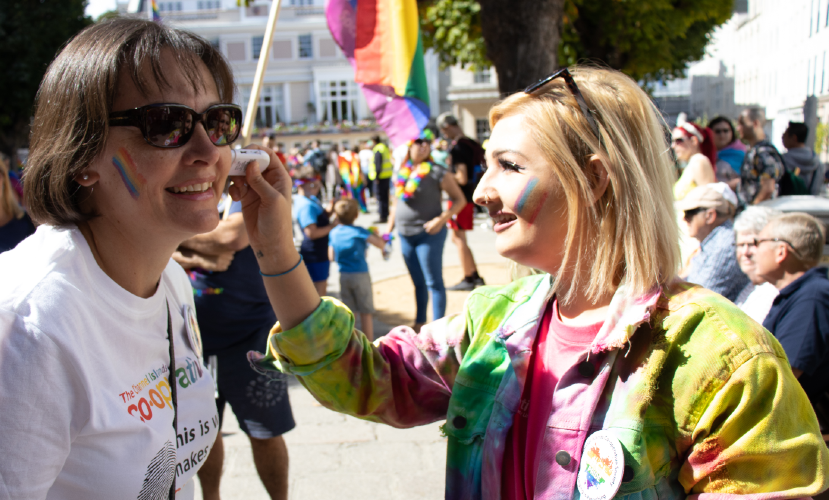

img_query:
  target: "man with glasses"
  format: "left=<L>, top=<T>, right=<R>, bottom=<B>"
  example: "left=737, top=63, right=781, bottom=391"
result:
left=736, top=107, right=784, bottom=207
left=754, top=213, right=829, bottom=438
left=677, top=182, right=749, bottom=301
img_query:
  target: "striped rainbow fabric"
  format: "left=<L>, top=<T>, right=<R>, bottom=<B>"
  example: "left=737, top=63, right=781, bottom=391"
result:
left=326, top=0, right=430, bottom=147
left=151, top=0, right=161, bottom=22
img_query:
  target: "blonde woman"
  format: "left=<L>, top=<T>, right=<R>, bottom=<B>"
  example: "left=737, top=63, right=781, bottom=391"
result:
left=234, top=67, right=827, bottom=497
left=0, top=155, right=35, bottom=252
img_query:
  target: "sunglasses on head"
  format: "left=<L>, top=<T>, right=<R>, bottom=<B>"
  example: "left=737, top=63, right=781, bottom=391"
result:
left=524, top=68, right=601, bottom=142
left=109, top=103, right=242, bottom=148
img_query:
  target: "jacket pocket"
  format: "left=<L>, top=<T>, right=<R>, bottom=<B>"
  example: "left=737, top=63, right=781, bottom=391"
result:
left=443, top=381, right=496, bottom=499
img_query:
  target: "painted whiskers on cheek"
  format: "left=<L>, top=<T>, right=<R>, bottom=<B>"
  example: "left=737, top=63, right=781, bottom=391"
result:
left=514, top=176, right=549, bottom=225
left=112, top=147, right=147, bottom=199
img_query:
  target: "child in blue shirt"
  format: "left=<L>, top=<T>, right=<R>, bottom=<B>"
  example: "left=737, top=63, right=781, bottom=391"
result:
left=328, top=198, right=386, bottom=340
left=294, top=166, right=337, bottom=295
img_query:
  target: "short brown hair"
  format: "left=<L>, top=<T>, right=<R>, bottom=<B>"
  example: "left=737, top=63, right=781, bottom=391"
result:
left=24, top=18, right=235, bottom=226
left=765, top=213, right=826, bottom=268
left=334, top=198, right=360, bottom=225
left=295, top=165, right=317, bottom=180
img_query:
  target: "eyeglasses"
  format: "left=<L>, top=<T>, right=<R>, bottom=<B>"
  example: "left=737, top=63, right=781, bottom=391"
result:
left=524, top=68, right=601, bottom=142
left=683, top=207, right=705, bottom=220
left=108, top=103, right=242, bottom=148
left=753, top=237, right=802, bottom=259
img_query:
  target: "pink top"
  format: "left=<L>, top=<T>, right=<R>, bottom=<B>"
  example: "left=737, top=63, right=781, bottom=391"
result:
left=502, top=298, right=603, bottom=500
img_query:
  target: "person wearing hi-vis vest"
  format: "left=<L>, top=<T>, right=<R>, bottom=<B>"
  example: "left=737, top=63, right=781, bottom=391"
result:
left=370, top=135, right=393, bottom=223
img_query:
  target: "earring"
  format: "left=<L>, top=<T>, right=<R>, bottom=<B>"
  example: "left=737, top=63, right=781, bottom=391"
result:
left=82, top=174, right=89, bottom=180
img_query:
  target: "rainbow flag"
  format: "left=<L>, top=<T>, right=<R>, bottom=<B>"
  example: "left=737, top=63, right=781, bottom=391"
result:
left=326, top=0, right=430, bottom=147
left=151, top=0, right=161, bottom=22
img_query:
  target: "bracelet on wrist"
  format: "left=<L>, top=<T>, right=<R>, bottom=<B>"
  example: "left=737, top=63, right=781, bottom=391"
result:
left=259, top=254, right=303, bottom=278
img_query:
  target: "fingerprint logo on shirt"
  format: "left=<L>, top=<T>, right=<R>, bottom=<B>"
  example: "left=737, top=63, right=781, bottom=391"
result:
left=138, top=440, right=176, bottom=500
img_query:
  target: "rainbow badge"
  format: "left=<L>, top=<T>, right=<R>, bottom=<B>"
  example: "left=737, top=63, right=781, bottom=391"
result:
left=577, top=430, right=625, bottom=500
left=112, top=148, right=146, bottom=199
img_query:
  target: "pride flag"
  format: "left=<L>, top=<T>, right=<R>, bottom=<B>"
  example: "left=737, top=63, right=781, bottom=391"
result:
left=326, top=0, right=430, bottom=147
left=151, top=0, right=161, bottom=22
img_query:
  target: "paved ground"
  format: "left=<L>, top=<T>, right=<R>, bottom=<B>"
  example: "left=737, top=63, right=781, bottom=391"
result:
left=194, top=201, right=508, bottom=499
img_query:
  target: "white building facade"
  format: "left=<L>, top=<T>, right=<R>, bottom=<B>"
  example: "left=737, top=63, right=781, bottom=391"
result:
left=685, top=0, right=829, bottom=155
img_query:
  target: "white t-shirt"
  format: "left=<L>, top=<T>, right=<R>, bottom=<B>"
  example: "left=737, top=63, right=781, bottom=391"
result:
left=734, top=281, right=779, bottom=324
left=0, top=225, right=217, bottom=500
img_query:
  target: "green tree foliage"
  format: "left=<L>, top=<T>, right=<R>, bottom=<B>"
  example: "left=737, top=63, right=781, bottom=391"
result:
left=418, top=0, right=489, bottom=71
left=0, top=0, right=92, bottom=162
left=421, top=0, right=734, bottom=88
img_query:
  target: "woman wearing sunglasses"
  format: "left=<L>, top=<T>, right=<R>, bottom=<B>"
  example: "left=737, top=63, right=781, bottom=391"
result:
left=0, top=19, right=257, bottom=498
left=236, top=67, right=827, bottom=497
left=672, top=122, right=717, bottom=201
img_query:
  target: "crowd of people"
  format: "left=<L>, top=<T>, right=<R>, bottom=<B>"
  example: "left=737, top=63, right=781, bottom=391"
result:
left=2, top=17, right=829, bottom=500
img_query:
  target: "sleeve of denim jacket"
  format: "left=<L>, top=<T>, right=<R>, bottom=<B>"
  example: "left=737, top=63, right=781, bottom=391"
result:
left=253, top=297, right=470, bottom=428
left=679, top=351, right=829, bottom=498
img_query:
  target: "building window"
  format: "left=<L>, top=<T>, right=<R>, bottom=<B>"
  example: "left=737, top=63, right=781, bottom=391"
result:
left=197, top=1, right=220, bottom=9
left=298, top=34, right=313, bottom=59
left=242, top=85, right=285, bottom=128
left=158, top=2, right=182, bottom=11
left=476, top=119, right=491, bottom=142
left=473, top=68, right=492, bottom=84
left=252, top=36, right=264, bottom=59
left=290, top=0, right=314, bottom=4
left=318, top=80, right=359, bottom=122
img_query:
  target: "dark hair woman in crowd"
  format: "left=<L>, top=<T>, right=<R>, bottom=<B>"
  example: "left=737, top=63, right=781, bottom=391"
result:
left=708, top=115, right=746, bottom=188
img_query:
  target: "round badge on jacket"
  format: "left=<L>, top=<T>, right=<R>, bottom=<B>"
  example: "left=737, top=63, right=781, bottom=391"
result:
left=576, top=430, right=624, bottom=500
left=183, top=304, right=203, bottom=358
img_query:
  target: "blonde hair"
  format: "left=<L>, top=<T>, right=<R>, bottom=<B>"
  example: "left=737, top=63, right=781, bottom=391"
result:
left=1, top=155, right=24, bottom=220
left=489, top=66, right=679, bottom=303
left=766, top=213, right=826, bottom=268
left=334, top=198, right=360, bottom=225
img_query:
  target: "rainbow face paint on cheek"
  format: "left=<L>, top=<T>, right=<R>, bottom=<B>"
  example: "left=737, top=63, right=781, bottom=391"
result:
left=514, top=176, right=549, bottom=224
left=112, top=147, right=146, bottom=199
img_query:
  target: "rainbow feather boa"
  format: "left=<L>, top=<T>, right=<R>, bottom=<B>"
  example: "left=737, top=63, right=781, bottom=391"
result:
left=394, top=161, right=431, bottom=200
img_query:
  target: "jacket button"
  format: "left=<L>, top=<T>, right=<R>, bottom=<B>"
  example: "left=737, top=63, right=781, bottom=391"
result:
left=453, top=416, right=467, bottom=429
left=554, top=450, right=571, bottom=466
left=622, top=465, right=634, bottom=482
left=578, top=361, right=595, bottom=378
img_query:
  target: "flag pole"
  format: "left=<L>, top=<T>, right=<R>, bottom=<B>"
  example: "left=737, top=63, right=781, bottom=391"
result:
left=240, top=0, right=282, bottom=147
left=225, top=0, right=282, bottom=221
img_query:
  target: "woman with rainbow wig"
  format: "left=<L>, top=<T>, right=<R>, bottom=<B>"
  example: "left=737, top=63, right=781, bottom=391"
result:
left=235, top=66, right=828, bottom=498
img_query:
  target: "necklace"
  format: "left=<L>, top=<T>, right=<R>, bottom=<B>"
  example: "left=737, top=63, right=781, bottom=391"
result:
left=394, top=160, right=431, bottom=200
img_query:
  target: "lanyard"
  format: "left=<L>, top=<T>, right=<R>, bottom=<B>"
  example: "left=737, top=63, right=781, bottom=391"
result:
left=166, top=301, right=177, bottom=499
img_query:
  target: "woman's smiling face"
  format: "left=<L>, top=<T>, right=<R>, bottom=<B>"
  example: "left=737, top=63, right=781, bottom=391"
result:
left=473, top=113, right=569, bottom=274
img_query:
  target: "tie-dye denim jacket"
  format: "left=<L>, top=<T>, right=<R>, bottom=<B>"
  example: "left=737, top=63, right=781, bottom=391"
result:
left=250, top=274, right=828, bottom=499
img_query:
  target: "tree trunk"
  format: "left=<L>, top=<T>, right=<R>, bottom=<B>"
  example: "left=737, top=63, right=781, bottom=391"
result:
left=477, top=0, right=564, bottom=95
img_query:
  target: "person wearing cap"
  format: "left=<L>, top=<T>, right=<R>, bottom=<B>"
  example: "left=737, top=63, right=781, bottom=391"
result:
left=678, top=182, right=749, bottom=301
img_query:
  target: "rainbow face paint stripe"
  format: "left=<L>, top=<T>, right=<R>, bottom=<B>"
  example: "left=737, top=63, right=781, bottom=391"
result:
left=112, top=148, right=146, bottom=199
left=514, top=176, right=549, bottom=224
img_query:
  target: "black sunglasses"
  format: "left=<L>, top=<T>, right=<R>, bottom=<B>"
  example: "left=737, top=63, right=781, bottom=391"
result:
left=683, top=207, right=706, bottom=220
left=524, top=68, right=601, bottom=142
left=108, top=103, right=242, bottom=148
